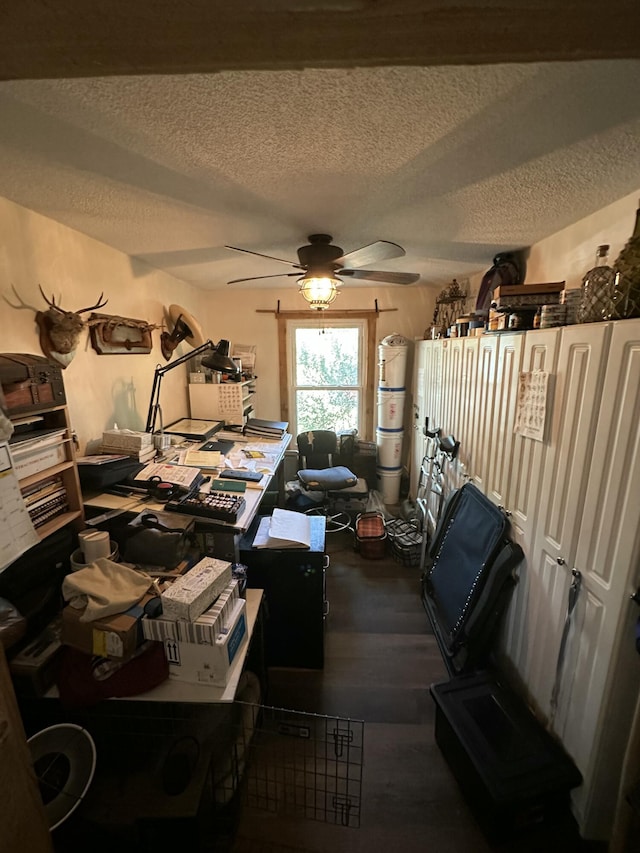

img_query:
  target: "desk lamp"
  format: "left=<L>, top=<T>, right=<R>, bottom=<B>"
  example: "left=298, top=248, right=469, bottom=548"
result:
left=145, top=339, right=238, bottom=433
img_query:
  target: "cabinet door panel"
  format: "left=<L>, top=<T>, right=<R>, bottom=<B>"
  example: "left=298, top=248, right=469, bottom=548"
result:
left=554, top=319, right=640, bottom=837
left=469, top=335, right=498, bottom=492
left=409, top=340, right=429, bottom=499
left=499, top=329, right=560, bottom=674
left=525, top=323, right=610, bottom=718
left=486, top=334, right=524, bottom=509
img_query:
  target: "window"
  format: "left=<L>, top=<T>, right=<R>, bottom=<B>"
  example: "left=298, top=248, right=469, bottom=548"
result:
left=287, top=319, right=367, bottom=436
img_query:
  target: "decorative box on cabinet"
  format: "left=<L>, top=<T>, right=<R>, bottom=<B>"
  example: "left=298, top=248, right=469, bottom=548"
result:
left=189, top=379, right=256, bottom=427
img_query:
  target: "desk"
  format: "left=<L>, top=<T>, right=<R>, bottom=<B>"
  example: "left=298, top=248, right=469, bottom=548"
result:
left=83, top=434, right=291, bottom=561
left=21, top=590, right=266, bottom=848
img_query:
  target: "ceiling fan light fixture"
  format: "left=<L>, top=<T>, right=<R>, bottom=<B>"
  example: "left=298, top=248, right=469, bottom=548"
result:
left=298, top=275, right=341, bottom=310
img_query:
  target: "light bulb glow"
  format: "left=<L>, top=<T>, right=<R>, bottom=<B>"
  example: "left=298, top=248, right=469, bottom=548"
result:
left=298, top=275, right=341, bottom=310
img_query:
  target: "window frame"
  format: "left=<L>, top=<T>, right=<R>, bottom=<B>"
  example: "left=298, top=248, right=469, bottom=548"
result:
left=287, top=318, right=366, bottom=437
left=276, top=310, right=378, bottom=441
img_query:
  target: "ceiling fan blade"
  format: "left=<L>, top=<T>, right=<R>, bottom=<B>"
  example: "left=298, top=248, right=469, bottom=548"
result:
left=336, top=240, right=406, bottom=269
left=228, top=273, right=301, bottom=284
left=341, top=269, right=420, bottom=285
left=225, top=245, right=303, bottom=269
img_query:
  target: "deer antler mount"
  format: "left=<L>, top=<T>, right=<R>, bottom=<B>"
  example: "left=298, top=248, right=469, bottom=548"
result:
left=3, top=285, right=108, bottom=368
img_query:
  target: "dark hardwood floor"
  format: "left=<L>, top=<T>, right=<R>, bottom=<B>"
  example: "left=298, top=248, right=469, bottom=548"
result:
left=233, top=529, right=598, bottom=853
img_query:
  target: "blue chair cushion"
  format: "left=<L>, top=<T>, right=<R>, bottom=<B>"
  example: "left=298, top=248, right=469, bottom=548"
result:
left=297, top=466, right=358, bottom=491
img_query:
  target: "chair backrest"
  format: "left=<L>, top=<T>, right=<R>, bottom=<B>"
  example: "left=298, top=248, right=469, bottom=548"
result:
left=297, top=430, right=338, bottom=470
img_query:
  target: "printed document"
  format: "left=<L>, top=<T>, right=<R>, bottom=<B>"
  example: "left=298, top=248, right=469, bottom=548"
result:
left=253, top=508, right=312, bottom=549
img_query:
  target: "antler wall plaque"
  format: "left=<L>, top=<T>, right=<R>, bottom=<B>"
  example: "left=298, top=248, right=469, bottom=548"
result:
left=88, top=313, right=158, bottom=355
left=3, top=284, right=108, bottom=368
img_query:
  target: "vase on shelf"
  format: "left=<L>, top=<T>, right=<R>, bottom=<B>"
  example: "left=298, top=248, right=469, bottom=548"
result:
left=577, top=244, right=616, bottom=323
left=611, top=200, right=640, bottom=320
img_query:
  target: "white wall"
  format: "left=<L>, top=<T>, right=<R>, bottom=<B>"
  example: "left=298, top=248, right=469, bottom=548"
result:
left=0, top=196, right=438, bottom=451
left=0, top=197, right=208, bottom=451
left=524, top=188, right=639, bottom=287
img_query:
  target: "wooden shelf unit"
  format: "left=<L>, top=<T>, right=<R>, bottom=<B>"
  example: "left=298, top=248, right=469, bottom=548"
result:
left=10, top=403, right=84, bottom=540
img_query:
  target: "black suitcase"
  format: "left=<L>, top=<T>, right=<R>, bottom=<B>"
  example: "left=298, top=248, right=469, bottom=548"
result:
left=421, top=482, right=524, bottom=675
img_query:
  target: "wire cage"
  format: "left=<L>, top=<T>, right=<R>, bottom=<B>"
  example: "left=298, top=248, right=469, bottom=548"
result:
left=18, top=691, right=364, bottom=851
left=222, top=702, right=364, bottom=830
left=386, top=518, right=423, bottom=567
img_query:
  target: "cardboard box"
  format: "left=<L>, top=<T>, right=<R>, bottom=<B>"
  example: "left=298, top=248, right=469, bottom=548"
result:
left=142, top=580, right=240, bottom=644
left=61, top=593, right=156, bottom=660
left=163, top=598, right=247, bottom=686
left=160, top=557, right=232, bottom=622
left=10, top=436, right=66, bottom=479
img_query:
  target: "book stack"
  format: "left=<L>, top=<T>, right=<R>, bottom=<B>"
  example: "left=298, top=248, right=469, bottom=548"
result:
left=243, top=417, right=288, bottom=439
left=21, top=475, right=69, bottom=529
left=101, top=428, right=156, bottom=463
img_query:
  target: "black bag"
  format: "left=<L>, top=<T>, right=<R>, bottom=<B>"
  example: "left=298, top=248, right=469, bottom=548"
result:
left=421, top=482, right=524, bottom=675
left=119, top=512, right=196, bottom=569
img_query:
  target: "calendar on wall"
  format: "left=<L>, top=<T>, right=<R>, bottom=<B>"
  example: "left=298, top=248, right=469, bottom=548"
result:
left=514, top=370, right=550, bottom=442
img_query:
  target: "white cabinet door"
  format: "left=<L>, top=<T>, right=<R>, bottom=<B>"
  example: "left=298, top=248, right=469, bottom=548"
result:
left=486, top=333, right=524, bottom=510
left=452, top=337, right=479, bottom=488
left=469, top=334, right=499, bottom=493
left=524, top=322, right=611, bottom=721
left=554, top=318, right=640, bottom=839
left=498, top=328, right=560, bottom=682
left=440, top=337, right=464, bottom=437
left=409, top=339, right=429, bottom=499
left=425, top=340, right=444, bottom=434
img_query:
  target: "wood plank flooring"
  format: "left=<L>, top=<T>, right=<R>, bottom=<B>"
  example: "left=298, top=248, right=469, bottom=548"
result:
left=233, top=529, right=601, bottom=853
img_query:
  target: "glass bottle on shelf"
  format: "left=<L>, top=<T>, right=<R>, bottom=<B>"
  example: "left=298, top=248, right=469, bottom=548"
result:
left=577, top=244, right=615, bottom=323
left=611, top=200, right=640, bottom=320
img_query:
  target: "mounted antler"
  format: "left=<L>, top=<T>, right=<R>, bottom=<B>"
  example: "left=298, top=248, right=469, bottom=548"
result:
left=38, top=285, right=108, bottom=316
left=3, top=284, right=109, bottom=368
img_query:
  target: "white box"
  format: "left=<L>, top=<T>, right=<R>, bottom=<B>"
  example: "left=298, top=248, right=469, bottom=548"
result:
left=142, top=580, right=240, bottom=644
left=160, top=557, right=232, bottom=622
left=101, top=429, right=154, bottom=451
left=11, top=441, right=66, bottom=479
left=163, top=598, right=247, bottom=686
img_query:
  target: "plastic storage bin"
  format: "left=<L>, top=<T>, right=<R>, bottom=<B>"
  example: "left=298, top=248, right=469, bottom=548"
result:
left=430, top=673, right=582, bottom=840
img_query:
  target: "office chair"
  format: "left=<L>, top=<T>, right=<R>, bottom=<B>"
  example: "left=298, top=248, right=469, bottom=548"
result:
left=296, top=430, right=369, bottom=533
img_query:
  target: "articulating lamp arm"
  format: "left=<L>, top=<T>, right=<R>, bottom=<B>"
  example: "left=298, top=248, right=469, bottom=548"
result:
left=145, top=339, right=217, bottom=433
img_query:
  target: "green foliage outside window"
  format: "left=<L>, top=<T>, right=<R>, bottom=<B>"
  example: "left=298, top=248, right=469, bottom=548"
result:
left=295, top=328, right=360, bottom=432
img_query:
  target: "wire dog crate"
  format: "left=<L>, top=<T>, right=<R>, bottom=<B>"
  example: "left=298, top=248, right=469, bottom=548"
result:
left=221, top=702, right=364, bottom=830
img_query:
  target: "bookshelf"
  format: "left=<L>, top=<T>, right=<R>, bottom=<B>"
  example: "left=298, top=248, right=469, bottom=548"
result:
left=9, top=404, right=84, bottom=540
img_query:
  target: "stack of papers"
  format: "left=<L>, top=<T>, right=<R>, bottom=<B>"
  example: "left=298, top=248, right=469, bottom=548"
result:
left=252, top=508, right=312, bottom=549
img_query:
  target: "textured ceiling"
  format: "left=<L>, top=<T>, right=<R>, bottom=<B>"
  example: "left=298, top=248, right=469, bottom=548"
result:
left=1, top=60, right=640, bottom=291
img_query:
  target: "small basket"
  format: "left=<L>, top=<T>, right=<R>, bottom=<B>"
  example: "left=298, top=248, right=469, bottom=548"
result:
left=355, top=511, right=387, bottom=560
left=386, top=518, right=423, bottom=567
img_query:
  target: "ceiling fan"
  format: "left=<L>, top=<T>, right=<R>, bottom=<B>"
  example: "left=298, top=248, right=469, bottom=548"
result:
left=226, top=234, right=420, bottom=309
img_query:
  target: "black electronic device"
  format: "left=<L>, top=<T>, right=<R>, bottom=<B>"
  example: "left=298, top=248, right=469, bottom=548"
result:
left=165, top=491, right=246, bottom=523
left=218, top=469, right=263, bottom=483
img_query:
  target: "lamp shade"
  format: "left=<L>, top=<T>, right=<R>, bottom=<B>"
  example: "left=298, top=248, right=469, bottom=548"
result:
left=200, top=339, right=239, bottom=374
left=161, top=305, right=205, bottom=360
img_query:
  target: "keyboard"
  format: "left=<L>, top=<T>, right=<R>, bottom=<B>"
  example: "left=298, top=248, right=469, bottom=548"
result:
left=165, top=491, right=246, bottom=523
